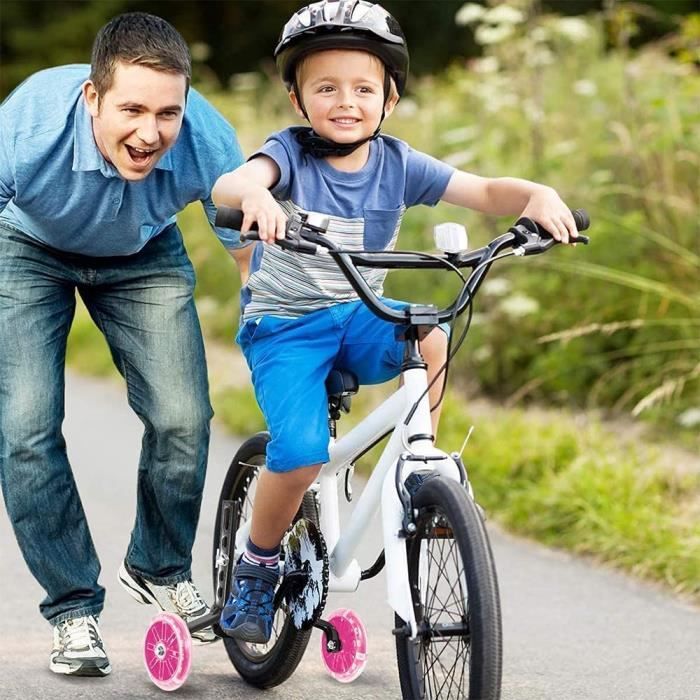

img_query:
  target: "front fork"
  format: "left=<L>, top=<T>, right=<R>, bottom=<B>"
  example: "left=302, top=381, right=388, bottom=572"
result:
left=382, top=450, right=463, bottom=637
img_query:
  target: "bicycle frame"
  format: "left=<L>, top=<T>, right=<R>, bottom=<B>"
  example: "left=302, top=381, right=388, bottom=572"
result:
left=232, top=351, right=462, bottom=641
left=325, top=362, right=462, bottom=637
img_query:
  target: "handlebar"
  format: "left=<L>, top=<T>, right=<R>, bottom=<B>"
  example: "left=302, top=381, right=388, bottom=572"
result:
left=215, top=206, right=590, bottom=327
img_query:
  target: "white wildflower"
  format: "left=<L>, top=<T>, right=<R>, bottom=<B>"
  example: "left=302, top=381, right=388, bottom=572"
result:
left=677, top=408, right=700, bottom=429
left=482, top=278, right=512, bottom=297
left=554, top=17, right=591, bottom=43
left=455, top=3, right=485, bottom=26
left=484, top=5, right=525, bottom=25
left=573, top=79, right=597, bottom=97
left=475, top=23, right=515, bottom=46
left=471, top=56, right=500, bottom=74
left=499, top=293, right=540, bottom=318
left=526, top=46, right=554, bottom=67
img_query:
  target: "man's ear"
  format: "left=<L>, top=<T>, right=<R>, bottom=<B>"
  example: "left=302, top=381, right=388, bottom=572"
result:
left=82, top=80, right=100, bottom=117
left=288, top=89, right=307, bottom=121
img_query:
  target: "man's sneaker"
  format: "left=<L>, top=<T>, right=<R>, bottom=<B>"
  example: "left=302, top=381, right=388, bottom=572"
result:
left=50, top=615, right=111, bottom=677
left=220, top=562, right=278, bottom=644
left=118, top=560, right=217, bottom=644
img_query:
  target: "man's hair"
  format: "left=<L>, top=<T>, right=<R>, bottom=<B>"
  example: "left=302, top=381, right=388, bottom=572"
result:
left=90, top=12, right=192, bottom=96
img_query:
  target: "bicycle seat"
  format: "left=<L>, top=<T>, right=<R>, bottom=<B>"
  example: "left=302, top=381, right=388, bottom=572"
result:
left=325, top=369, right=358, bottom=400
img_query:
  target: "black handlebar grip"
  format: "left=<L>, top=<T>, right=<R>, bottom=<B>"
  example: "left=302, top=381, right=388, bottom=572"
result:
left=572, top=209, right=590, bottom=232
left=214, top=206, right=260, bottom=232
left=215, top=206, right=260, bottom=242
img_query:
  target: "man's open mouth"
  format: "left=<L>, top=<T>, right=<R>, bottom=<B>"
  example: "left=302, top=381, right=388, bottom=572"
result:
left=125, top=145, right=157, bottom=166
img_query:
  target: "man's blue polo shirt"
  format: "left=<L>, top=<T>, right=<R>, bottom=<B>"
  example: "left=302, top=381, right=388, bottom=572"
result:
left=0, top=64, right=244, bottom=256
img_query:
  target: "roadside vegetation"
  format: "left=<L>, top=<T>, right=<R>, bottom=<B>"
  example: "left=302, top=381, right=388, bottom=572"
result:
left=66, top=4, right=699, bottom=601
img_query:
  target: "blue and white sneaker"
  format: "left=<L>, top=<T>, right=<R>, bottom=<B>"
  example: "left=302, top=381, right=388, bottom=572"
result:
left=220, top=562, right=279, bottom=644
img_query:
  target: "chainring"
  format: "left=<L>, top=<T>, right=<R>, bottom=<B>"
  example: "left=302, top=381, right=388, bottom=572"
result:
left=282, top=517, right=329, bottom=631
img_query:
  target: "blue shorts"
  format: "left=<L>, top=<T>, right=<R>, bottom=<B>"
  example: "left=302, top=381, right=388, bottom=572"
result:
left=237, top=300, right=408, bottom=472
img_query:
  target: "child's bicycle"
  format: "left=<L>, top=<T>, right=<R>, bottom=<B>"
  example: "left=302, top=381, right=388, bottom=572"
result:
left=141, top=207, right=590, bottom=698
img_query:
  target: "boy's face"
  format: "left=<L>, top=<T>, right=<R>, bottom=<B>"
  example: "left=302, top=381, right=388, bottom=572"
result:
left=83, top=61, right=187, bottom=181
left=291, top=49, right=397, bottom=145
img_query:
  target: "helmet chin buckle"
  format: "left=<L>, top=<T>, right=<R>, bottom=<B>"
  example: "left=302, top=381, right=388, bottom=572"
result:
left=295, top=126, right=381, bottom=159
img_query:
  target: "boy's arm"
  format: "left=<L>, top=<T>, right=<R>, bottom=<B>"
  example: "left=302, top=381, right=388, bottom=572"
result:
left=441, top=171, right=578, bottom=243
left=212, top=155, right=287, bottom=243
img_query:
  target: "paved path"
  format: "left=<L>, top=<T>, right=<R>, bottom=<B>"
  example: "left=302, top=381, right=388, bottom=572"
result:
left=0, top=373, right=698, bottom=699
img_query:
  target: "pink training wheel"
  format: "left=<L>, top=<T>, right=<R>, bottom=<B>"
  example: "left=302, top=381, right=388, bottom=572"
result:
left=320, top=608, right=368, bottom=683
left=144, top=612, right=193, bottom=691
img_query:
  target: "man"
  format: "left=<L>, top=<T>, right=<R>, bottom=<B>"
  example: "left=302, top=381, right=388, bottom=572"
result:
left=0, top=12, right=247, bottom=676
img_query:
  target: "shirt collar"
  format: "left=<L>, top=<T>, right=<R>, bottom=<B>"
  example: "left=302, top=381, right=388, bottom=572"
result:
left=72, top=94, right=175, bottom=177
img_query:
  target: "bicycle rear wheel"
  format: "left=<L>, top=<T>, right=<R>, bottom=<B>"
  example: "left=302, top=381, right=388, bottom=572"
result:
left=212, top=433, right=318, bottom=688
left=395, top=475, right=502, bottom=699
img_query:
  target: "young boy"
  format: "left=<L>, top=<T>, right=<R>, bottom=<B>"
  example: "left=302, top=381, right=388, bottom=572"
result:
left=212, top=0, right=578, bottom=644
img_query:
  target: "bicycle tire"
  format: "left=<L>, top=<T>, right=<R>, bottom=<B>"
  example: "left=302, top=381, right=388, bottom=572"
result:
left=395, top=474, right=502, bottom=699
left=212, top=432, right=318, bottom=688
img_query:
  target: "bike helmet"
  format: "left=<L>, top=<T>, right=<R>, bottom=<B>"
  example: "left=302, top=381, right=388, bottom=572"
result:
left=275, top=0, right=409, bottom=97
left=274, top=1, right=409, bottom=158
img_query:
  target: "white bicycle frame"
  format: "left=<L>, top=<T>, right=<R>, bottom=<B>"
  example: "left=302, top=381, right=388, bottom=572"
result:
left=235, top=355, right=463, bottom=638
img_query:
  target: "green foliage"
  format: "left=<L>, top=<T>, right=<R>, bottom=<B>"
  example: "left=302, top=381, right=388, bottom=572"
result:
left=437, top=393, right=700, bottom=600
left=414, top=5, right=700, bottom=438
left=65, top=302, right=117, bottom=377
left=3, top=0, right=698, bottom=98
left=212, top=385, right=267, bottom=436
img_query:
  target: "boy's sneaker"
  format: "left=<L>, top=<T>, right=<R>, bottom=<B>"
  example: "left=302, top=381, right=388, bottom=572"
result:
left=118, top=560, right=217, bottom=644
left=50, top=615, right=111, bottom=677
left=220, top=562, right=279, bottom=644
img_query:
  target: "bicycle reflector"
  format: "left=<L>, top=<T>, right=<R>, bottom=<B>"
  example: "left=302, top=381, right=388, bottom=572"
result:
left=434, top=222, right=468, bottom=254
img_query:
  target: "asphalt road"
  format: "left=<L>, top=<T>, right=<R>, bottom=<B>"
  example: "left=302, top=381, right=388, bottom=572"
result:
left=0, top=373, right=698, bottom=699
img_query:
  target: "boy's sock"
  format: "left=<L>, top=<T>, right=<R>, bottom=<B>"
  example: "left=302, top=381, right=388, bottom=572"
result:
left=240, top=538, right=280, bottom=571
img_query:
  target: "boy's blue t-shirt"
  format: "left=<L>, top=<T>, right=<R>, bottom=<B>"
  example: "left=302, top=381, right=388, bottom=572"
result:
left=242, top=127, right=454, bottom=322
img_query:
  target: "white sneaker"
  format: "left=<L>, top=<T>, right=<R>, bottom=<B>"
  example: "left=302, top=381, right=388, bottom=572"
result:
left=118, top=560, right=218, bottom=644
left=50, top=615, right=111, bottom=676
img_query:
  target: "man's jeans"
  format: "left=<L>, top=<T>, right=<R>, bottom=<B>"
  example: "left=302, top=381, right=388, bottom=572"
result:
left=0, top=223, right=213, bottom=624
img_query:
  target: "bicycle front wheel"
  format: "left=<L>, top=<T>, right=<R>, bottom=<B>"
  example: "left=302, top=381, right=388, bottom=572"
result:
left=395, top=475, right=502, bottom=700
left=212, top=432, right=318, bottom=688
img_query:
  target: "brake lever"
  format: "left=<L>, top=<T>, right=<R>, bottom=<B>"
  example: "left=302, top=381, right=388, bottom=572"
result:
left=511, top=216, right=590, bottom=256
